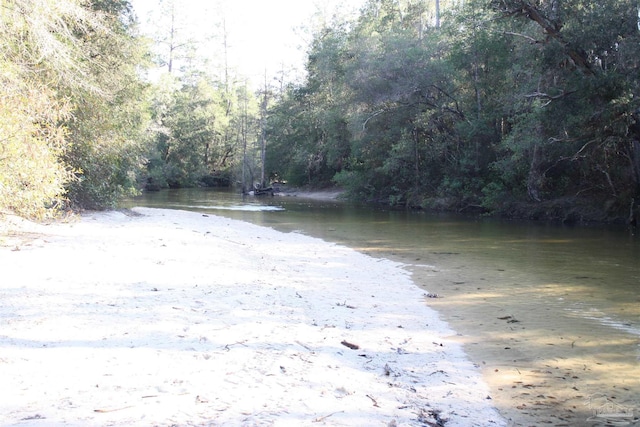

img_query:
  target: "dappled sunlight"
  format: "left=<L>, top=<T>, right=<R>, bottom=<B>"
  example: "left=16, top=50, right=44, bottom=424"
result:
left=410, top=263, right=640, bottom=425
left=501, top=238, right=575, bottom=244
left=463, top=330, right=640, bottom=424
left=536, top=281, right=607, bottom=295
left=427, top=290, right=508, bottom=305
left=528, top=238, right=575, bottom=244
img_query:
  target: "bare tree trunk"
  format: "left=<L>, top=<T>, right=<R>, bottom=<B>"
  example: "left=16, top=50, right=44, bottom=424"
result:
left=167, top=4, right=175, bottom=73
left=632, top=140, right=640, bottom=186
left=413, top=128, right=420, bottom=186
left=527, top=143, right=543, bottom=202
left=222, top=19, right=231, bottom=116
left=241, top=82, right=248, bottom=194
left=259, top=71, right=268, bottom=188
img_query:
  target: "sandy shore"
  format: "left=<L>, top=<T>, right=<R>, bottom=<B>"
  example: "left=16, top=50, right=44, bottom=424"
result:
left=273, top=186, right=344, bottom=201
left=0, top=208, right=504, bottom=426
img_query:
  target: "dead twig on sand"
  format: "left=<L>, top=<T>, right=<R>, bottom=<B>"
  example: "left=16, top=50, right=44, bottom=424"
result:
left=223, top=340, right=248, bottom=351
left=336, top=301, right=357, bottom=309
left=366, top=394, right=380, bottom=407
left=313, top=411, right=344, bottom=422
left=295, top=340, right=313, bottom=351
left=341, top=340, right=360, bottom=350
left=94, top=405, right=134, bottom=413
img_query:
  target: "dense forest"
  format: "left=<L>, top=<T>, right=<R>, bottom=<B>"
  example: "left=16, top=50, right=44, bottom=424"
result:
left=267, top=0, right=640, bottom=223
left=2, top=0, right=640, bottom=224
left=1, top=0, right=149, bottom=217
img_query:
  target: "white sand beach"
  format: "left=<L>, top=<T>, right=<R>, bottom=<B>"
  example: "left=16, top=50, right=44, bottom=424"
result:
left=0, top=207, right=505, bottom=426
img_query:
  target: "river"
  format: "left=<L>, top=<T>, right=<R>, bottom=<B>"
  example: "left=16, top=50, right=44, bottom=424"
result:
left=123, top=188, right=640, bottom=426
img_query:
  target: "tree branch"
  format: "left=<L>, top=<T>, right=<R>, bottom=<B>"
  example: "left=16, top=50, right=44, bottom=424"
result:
left=361, top=109, right=386, bottom=132
left=503, top=31, right=539, bottom=44
left=524, top=90, right=576, bottom=106
left=495, top=0, right=596, bottom=75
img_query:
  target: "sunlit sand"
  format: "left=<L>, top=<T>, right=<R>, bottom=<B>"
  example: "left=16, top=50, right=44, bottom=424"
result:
left=1, top=208, right=504, bottom=425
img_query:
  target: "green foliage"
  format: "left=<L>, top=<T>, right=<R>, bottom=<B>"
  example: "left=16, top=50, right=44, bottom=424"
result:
left=0, top=0, right=79, bottom=217
left=3, top=0, right=639, bottom=222
left=266, top=0, right=640, bottom=221
left=266, top=24, right=353, bottom=187
left=0, top=0, right=150, bottom=215
left=145, top=72, right=261, bottom=189
left=0, top=72, right=73, bottom=218
left=64, top=2, right=150, bottom=209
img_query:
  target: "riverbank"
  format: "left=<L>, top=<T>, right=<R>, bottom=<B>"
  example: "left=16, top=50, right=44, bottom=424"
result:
left=0, top=208, right=504, bottom=426
left=273, top=185, right=637, bottom=225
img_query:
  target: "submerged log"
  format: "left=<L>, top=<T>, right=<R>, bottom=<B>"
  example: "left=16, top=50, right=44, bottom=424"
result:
left=254, top=188, right=274, bottom=196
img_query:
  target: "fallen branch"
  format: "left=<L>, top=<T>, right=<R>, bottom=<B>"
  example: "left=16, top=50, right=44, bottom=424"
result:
left=336, top=301, right=356, bottom=309
left=223, top=340, right=248, bottom=351
left=295, top=340, right=313, bottom=351
left=313, top=411, right=344, bottom=422
left=341, top=340, right=360, bottom=350
left=366, top=394, right=380, bottom=407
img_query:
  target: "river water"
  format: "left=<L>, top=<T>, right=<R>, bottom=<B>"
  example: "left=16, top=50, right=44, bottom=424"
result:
left=123, top=188, right=640, bottom=426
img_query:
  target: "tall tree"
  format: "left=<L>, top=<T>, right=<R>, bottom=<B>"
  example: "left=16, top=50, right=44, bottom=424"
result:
left=266, top=0, right=640, bottom=221
left=147, top=0, right=198, bottom=73
left=488, top=0, right=640, bottom=218
left=62, top=0, right=151, bottom=209
left=145, top=70, right=260, bottom=189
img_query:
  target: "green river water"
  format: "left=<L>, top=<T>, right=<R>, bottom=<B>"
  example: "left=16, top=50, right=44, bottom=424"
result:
left=124, top=188, right=640, bottom=426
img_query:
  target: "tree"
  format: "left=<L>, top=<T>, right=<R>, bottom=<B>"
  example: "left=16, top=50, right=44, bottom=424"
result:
left=0, top=69, right=72, bottom=218
left=488, top=0, right=640, bottom=218
left=62, top=0, right=151, bottom=209
left=146, top=0, right=199, bottom=73
left=144, top=70, right=261, bottom=189
left=267, top=0, right=640, bottom=221
left=266, top=22, right=353, bottom=187
left=0, top=0, right=149, bottom=215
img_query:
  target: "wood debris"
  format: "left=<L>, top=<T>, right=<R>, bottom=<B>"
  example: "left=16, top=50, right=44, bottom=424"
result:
left=340, top=340, right=360, bottom=350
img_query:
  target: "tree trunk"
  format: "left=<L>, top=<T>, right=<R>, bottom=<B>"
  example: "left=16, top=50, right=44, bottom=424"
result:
left=633, top=140, right=640, bottom=181
left=632, top=139, right=640, bottom=197
left=527, top=143, right=543, bottom=202
left=260, top=72, right=268, bottom=188
left=413, top=127, right=420, bottom=186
